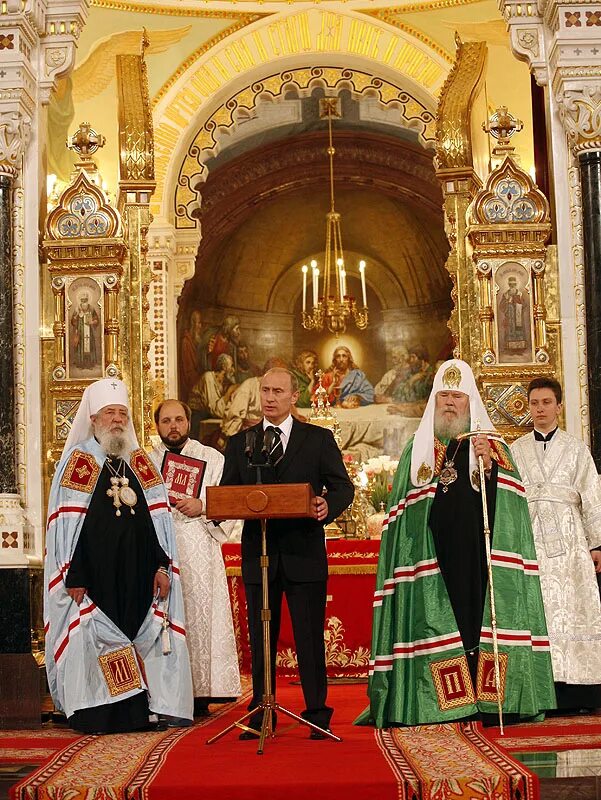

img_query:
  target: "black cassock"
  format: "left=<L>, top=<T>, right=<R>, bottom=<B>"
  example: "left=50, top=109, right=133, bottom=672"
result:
left=428, top=439, right=497, bottom=684
left=65, top=457, right=169, bottom=733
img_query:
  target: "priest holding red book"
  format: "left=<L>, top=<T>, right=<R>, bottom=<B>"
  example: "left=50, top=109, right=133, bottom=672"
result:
left=152, top=399, right=241, bottom=716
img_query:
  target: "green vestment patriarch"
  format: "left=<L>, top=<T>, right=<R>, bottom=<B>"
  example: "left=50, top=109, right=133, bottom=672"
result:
left=358, top=435, right=556, bottom=727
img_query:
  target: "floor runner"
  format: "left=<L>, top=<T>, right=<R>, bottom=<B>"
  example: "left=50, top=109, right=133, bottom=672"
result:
left=377, top=723, right=538, bottom=800
left=10, top=684, right=539, bottom=800
left=0, top=730, right=80, bottom=765
left=484, top=714, right=601, bottom=752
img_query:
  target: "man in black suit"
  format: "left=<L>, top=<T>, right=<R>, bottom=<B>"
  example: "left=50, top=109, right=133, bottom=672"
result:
left=221, top=367, right=354, bottom=739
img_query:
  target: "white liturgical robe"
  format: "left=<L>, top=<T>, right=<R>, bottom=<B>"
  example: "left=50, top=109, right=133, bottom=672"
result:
left=511, top=429, right=601, bottom=685
left=152, top=438, right=241, bottom=699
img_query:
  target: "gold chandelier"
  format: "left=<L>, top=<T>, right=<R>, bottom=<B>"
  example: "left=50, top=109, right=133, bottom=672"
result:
left=301, top=98, right=369, bottom=335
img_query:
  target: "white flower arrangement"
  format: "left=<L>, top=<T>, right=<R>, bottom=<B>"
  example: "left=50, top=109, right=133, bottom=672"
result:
left=359, top=455, right=400, bottom=509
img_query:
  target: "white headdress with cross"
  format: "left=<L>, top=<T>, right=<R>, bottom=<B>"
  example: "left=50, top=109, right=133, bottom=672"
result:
left=62, top=378, right=139, bottom=455
left=410, top=359, right=496, bottom=488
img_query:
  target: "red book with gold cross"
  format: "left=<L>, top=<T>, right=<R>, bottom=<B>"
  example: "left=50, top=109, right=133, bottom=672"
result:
left=160, top=451, right=207, bottom=506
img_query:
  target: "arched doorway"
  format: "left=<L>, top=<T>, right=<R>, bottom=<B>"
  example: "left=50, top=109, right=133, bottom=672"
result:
left=176, top=89, right=451, bottom=458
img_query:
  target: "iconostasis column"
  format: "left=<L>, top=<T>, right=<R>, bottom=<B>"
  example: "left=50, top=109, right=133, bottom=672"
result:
left=467, top=114, right=556, bottom=442
left=116, top=48, right=156, bottom=446
left=434, top=38, right=487, bottom=364
left=42, top=131, right=127, bottom=489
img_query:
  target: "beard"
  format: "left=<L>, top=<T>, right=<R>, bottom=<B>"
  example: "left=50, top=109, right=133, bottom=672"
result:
left=95, top=423, right=134, bottom=458
left=434, top=408, right=470, bottom=441
left=159, top=431, right=189, bottom=449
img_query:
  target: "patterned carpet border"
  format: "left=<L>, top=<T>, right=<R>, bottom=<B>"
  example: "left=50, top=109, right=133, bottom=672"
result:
left=484, top=714, right=601, bottom=753
left=9, top=699, right=242, bottom=800
left=9, top=695, right=544, bottom=800
left=376, top=722, right=538, bottom=800
left=0, top=731, right=80, bottom=764
left=496, top=733, right=601, bottom=752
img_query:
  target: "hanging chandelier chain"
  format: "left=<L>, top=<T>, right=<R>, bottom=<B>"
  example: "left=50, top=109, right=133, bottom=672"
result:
left=300, top=96, right=369, bottom=334
left=328, top=111, right=336, bottom=215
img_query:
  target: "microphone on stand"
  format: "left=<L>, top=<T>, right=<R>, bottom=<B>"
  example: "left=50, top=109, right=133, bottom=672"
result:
left=262, top=428, right=276, bottom=462
left=244, top=430, right=256, bottom=462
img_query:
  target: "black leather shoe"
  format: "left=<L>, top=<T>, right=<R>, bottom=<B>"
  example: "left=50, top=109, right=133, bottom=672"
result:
left=238, top=728, right=260, bottom=740
left=157, top=715, right=192, bottom=730
left=309, top=727, right=333, bottom=740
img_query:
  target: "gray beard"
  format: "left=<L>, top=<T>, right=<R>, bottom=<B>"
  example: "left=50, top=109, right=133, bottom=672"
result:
left=96, top=428, right=133, bottom=459
left=434, top=410, right=470, bottom=441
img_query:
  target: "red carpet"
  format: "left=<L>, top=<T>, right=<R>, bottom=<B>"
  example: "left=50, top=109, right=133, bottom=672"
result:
left=484, top=714, right=601, bottom=752
left=0, top=729, right=80, bottom=764
left=11, top=684, right=538, bottom=800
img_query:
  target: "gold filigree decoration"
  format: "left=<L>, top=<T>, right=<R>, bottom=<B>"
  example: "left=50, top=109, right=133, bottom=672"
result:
left=476, top=651, right=508, bottom=703
left=327, top=551, right=379, bottom=561
left=465, top=148, right=554, bottom=439
left=442, top=363, right=461, bottom=388
left=435, top=37, right=487, bottom=170
left=372, top=0, right=486, bottom=15
left=434, top=437, right=447, bottom=476
left=229, top=575, right=244, bottom=670
left=117, top=52, right=155, bottom=183
left=362, top=12, right=453, bottom=62
left=276, top=616, right=370, bottom=671
left=417, top=462, right=433, bottom=483
left=174, top=66, right=437, bottom=228
left=152, top=17, right=266, bottom=108
left=98, top=646, right=142, bottom=697
left=430, top=655, right=476, bottom=711
left=91, top=0, right=261, bottom=16
left=45, top=171, right=122, bottom=243
left=470, top=157, right=550, bottom=228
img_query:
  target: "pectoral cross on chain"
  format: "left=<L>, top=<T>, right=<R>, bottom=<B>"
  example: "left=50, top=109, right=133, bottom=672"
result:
left=107, top=476, right=123, bottom=516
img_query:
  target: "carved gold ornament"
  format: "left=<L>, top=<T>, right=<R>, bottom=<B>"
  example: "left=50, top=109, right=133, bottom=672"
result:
left=417, top=462, right=433, bottom=484
left=460, top=107, right=559, bottom=442
left=442, top=364, right=462, bottom=388
left=171, top=66, right=437, bottom=228
left=435, top=38, right=486, bottom=170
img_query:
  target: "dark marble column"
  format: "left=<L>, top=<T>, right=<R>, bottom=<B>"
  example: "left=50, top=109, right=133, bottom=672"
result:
left=0, top=172, right=17, bottom=494
left=0, top=170, right=39, bottom=727
left=0, top=567, right=42, bottom=727
left=580, top=150, right=601, bottom=469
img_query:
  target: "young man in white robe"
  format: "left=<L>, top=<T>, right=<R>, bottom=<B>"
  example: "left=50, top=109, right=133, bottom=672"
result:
left=511, top=377, right=601, bottom=712
left=152, top=399, right=241, bottom=715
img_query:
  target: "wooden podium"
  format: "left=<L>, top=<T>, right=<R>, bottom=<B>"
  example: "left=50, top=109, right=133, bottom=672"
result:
left=205, top=483, right=341, bottom=753
left=206, top=482, right=314, bottom=520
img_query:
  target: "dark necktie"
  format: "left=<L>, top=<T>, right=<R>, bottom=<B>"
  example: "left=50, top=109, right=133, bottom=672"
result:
left=534, top=427, right=557, bottom=450
left=266, top=426, right=284, bottom=466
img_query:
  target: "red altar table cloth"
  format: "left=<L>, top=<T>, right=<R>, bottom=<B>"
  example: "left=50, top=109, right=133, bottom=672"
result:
left=223, top=538, right=379, bottom=678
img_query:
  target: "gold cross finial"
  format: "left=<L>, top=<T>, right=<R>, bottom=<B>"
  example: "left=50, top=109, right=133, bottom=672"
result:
left=67, top=122, right=106, bottom=158
left=482, top=106, right=523, bottom=147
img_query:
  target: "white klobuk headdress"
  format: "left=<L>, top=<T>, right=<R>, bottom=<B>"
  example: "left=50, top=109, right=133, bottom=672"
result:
left=410, top=359, right=495, bottom=488
left=63, top=378, right=139, bottom=454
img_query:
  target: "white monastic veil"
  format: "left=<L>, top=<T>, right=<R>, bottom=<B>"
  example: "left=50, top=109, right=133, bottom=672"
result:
left=410, top=359, right=495, bottom=488
left=63, top=378, right=139, bottom=454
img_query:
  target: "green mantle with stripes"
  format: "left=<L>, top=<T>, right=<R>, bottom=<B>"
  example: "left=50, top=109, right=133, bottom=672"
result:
left=360, top=436, right=556, bottom=727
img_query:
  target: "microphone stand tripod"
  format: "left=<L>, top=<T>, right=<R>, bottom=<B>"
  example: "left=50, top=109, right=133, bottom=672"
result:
left=206, top=434, right=341, bottom=753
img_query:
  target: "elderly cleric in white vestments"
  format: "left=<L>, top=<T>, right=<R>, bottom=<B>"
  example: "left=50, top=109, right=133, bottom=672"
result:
left=44, top=378, right=193, bottom=733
